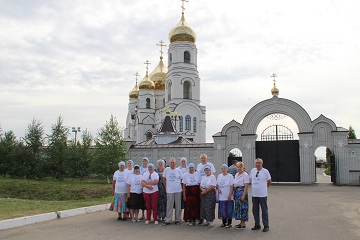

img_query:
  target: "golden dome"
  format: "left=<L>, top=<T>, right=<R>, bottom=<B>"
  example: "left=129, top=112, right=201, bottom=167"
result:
left=138, top=72, right=155, bottom=91
left=166, top=108, right=171, bottom=114
left=149, top=58, right=167, bottom=90
left=129, top=81, right=139, bottom=99
left=271, top=87, right=279, bottom=96
left=169, top=14, right=196, bottom=44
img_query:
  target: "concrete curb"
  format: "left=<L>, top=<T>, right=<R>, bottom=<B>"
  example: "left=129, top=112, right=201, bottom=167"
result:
left=0, top=203, right=110, bottom=231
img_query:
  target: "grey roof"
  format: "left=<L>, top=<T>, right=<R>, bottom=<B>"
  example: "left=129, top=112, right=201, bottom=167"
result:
left=130, top=136, right=214, bottom=149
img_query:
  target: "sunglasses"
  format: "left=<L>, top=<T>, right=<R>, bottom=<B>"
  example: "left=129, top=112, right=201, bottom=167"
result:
left=255, top=172, right=259, bottom=177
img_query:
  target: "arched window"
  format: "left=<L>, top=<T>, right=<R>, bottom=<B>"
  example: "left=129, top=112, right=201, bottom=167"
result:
left=193, top=117, right=197, bottom=133
left=167, top=81, right=172, bottom=101
left=184, top=51, right=190, bottom=63
left=179, top=116, right=183, bottom=132
left=185, top=115, right=191, bottom=131
left=146, top=132, right=152, bottom=141
left=146, top=98, right=150, bottom=109
left=169, top=53, right=172, bottom=66
left=183, top=81, right=191, bottom=99
left=163, top=98, right=165, bottom=107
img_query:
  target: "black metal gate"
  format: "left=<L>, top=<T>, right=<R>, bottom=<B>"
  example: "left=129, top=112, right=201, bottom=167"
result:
left=329, top=155, right=336, bottom=184
left=255, top=140, right=300, bottom=182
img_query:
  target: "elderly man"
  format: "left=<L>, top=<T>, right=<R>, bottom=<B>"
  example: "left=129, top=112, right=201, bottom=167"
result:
left=228, top=159, right=238, bottom=177
left=250, top=158, right=272, bottom=232
left=196, top=153, right=216, bottom=177
left=163, top=158, right=183, bottom=225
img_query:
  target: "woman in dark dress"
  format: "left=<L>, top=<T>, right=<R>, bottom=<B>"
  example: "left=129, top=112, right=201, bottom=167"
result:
left=156, top=159, right=167, bottom=221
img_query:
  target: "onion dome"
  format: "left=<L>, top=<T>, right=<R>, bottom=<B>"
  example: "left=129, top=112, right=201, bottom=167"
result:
left=138, top=72, right=155, bottom=91
left=129, top=81, right=139, bottom=99
left=169, top=13, right=196, bottom=44
left=149, top=58, right=167, bottom=90
left=271, top=86, right=279, bottom=96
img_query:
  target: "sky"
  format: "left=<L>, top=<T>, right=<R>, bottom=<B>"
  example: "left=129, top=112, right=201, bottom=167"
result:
left=1, top=0, right=359, bottom=158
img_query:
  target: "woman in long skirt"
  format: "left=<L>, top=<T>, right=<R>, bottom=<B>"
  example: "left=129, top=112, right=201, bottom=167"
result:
left=199, top=165, right=217, bottom=227
left=126, top=165, right=145, bottom=222
left=233, top=162, right=250, bottom=229
left=156, top=159, right=167, bottom=222
left=217, top=164, right=234, bottom=228
left=182, top=163, right=201, bottom=225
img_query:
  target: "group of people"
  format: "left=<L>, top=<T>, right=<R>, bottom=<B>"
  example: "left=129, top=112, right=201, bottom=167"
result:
left=112, top=154, right=272, bottom=232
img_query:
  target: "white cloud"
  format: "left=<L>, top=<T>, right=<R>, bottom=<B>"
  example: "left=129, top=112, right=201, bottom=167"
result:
left=0, top=0, right=359, bottom=147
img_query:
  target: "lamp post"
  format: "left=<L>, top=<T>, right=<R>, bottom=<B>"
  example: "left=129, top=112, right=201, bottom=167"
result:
left=171, top=112, right=182, bottom=131
left=72, top=127, right=81, bottom=143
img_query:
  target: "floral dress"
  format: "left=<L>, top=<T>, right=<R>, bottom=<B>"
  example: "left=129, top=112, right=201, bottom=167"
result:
left=157, top=170, right=167, bottom=219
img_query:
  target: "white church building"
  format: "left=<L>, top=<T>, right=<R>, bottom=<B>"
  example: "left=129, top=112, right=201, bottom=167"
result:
left=123, top=3, right=360, bottom=186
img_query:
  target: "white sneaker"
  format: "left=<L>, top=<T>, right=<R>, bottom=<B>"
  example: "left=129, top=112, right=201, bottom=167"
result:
left=200, top=220, right=208, bottom=226
left=145, top=220, right=150, bottom=224
left=154, top=221, right=159, bottom=225
left=208, top=222, right=214, bottom=228
left=188, top=222, right=193, bottom=226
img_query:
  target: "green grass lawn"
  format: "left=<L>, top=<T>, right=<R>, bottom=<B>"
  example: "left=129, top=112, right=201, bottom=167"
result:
left=0, top=177, right=113, bottom=220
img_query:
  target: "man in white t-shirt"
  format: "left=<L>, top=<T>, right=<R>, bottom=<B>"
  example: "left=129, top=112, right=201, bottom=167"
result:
left=196, top=153, right=216, bottom=177
left=163, top=158, right=183, bottom=225
left=250, top=158, right=272, bottom=232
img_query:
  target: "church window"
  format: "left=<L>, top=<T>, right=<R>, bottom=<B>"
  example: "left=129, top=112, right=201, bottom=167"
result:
left=167, top=81, right=172, bottom=101
left=146, top=98, right=151, bottom=109
left=179, top=116, right=183, bottom=132
left=193, top=117, right=197, bottom=133
left=183, top=81, right=191, bottom=99
left=163, top=98, right=165, bottom=107
left=185, top=115, right=191, bottom=131
left=184, top=51, right=190, bottom=63
left=146, top=132, right=152, bottom=141
left=169, top=53, right=172, bottom=65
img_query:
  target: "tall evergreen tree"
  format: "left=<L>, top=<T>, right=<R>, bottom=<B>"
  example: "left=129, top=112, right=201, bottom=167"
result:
left=46, top=116, right=69, bottom=180
left=93, top=115, right=127, bottom=183
left=348, top=125, right=357, bottom=139
left=24, top=118, right=46, bottom=179
left=0, top=131, right=17, bottom=177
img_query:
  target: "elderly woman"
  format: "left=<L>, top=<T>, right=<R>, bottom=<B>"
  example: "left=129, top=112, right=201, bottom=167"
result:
left=141, top=163, right=159, bottom=224
left=140, top=157, right=149, bottom=175
left=217, top=164, right=234, bottom=228
left=112, top=161, right=130, bottom=221
left=234, top=162, right=250, bottom=229
left=199, top=165, right=217, bottom=227
left=156, top=159, right=167, bottom=222
left=126, top=165, right=145, bottom=222
left=182, top=163, right=201, bottom=225
left=125, top=160, right=134, bottom=174
left=178, top=157, right=188, bottom=174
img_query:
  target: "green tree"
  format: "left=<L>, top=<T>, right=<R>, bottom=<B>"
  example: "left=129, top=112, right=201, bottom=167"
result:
left=348, top=125, right=357, bottom=139
left=93, top=115, right=127, bottom=183
left=46, top=116, right=69, bottom=180
left=0, top=130, right=18, bottom=177
left=7, top=141, right=33, bottom=178
left=66, top=129, right=93, bottom=180
left=23, top=118, right=46, bottom=179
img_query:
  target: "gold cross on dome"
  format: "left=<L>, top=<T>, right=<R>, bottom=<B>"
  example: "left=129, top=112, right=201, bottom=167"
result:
left=134, top=72, right=140, bottom=83
left=144, top=60, right=151, bottom=73
left=156, top=40, right=167, bottom=58
left=271, top=73, right=277, bottom=87
left=181, top=0, right=189, bottom=14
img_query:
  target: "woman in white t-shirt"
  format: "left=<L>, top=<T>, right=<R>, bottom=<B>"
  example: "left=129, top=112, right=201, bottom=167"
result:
left=217, top=164, right=234, bottom=228
left=112, top=161, right=130, bottom=221
left=125, top=160, right=134, bottom=174
left=178, top=157, right=188, bottom=174
left=199, top=165, right=217, bottom=227
left=233, top=162, right=250, bottom=229
left=140, top=157, right=149, bottom=175
left=141, top=163, right=159, bottom=225
left=126, top=165, right=145, bottom=222
left=182, top=163, right=201, bottom=225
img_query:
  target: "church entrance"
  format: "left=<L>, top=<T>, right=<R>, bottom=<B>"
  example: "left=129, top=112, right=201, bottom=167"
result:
left=255, top=123, right=300, bottom=182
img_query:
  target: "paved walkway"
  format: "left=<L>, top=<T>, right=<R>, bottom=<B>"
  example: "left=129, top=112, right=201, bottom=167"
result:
left=1, top=184, right=359, bottom=240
